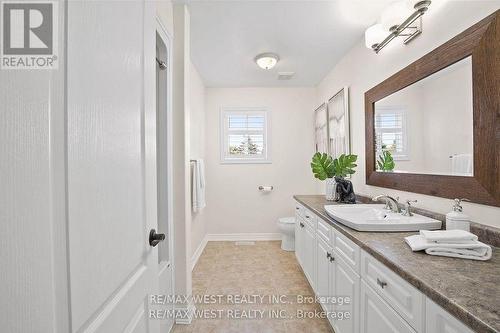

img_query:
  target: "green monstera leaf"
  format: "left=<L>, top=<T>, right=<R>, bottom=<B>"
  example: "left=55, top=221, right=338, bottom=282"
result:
left=310, top=152, right=335, bottom=180
left=311, top=152, right=358, bottom=180
left=333, top=154, right=358, bottom=178
left=377, top=151, right=395, bottom=172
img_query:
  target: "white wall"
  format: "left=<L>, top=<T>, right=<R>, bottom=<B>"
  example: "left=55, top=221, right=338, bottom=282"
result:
left=204, top=88, right=317, bottom=236
left=157, top=0, right=174, bottom=36
left=190, top=62, right=207, bottom=255
left=316, top=1, right=500, bottom=228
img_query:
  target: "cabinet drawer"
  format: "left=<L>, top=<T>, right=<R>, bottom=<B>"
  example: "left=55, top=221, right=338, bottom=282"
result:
left=361, top=251, right=424, bottom=332
left=332, top=229, right=360, bottom=274
left=294, top=202, right=304, bottom=218
left=426, top=298, right=474, bottom=333
left=316, top=218, right=331, bottom=243
left=302, top=209, right=316, bottom=228
left=360, top=280, right=416, bottom=333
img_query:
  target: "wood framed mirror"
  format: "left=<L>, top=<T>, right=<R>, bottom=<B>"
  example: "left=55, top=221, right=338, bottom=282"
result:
left=365, top=10, right=499, bottom=207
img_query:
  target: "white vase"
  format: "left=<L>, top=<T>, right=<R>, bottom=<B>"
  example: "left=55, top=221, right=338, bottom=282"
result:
left=325, top=178, right=337, bottom=201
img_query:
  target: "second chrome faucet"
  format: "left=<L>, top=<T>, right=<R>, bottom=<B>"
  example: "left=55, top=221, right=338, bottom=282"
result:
left=372, top=195, right=418, bottom=217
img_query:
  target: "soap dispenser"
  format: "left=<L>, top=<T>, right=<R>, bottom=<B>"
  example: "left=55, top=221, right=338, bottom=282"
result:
left=446, top=198, right=471, bottom=232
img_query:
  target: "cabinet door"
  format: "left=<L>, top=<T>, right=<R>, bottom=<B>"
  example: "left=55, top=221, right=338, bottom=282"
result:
left=361, top=252, right=424, bottom=331
left=332, top=256, right=360, bottom=333
left=315, top=237, right=332, bottom=311
left=295, top=215, right=303, bottom=266
left=360, top=281, right=416, bottom=333
left=426, top=298, right=474, bottom=333
left=303, top=223, right=316, bottom=289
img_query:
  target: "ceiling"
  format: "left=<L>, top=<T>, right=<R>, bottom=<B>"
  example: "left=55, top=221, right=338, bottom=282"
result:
left=188, top=0, right=394, bottom=87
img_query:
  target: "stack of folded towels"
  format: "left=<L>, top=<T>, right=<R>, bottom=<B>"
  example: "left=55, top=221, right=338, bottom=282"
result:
left=404, top=230, right=492, bottom=261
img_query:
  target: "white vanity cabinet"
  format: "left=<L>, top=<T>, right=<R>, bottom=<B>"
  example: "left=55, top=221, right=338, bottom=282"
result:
left=331, top=252, right=360, bottom=333
left=360, top=280, right=416, bottom=333
left=312, top=215, right=360, bottom=333
left=315, top=235, right=333, bottom=312
left=303, top=222, right=316, bottom=289
left=293, top=200, right=477, bottom=333
left=426, top=298, right=474, bottom=333
left=295, top=203, right=316, bottom=288
left=294, top=204, right=304, bottom=266
left=361, top=252, right=424, bottom=332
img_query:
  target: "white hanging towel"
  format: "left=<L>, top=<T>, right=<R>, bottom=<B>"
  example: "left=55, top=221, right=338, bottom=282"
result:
left=451, top=154, right=473, bottom=176
left=192, top=159, right=206, bottom=212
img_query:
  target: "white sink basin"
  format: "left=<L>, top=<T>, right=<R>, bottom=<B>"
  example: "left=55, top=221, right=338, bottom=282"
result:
left=324, top=204, right=442, bottom=232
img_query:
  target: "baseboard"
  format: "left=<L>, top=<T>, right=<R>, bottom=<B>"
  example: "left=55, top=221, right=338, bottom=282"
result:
left=206, top=233, right=282, bottom=241
left=190, top=235, right=208, bottom=271
left=174, top=302, right=196, bottom=325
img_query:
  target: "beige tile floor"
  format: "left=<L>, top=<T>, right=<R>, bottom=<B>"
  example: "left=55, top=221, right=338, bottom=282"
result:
left=171, top=241, right=334, bottom=333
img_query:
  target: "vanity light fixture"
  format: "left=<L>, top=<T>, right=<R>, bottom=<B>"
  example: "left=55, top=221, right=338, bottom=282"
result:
left=365, top=0, right=432, bottom=53
left=254, top=53, right=279, bottom=70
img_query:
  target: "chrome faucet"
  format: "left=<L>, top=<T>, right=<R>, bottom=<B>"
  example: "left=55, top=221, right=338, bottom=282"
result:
left=401, top=200, right=418, bottom=217
left=372, top=195, right=400, bottom=213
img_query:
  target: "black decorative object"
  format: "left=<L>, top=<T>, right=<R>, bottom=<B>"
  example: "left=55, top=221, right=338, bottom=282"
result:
left=335, top=177, right=356, bottom=204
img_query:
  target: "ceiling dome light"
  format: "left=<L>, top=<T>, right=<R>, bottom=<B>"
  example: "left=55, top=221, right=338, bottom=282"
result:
left=365, top=24, right=386, bottom=49
left=255, top=53, right=279, bottom=70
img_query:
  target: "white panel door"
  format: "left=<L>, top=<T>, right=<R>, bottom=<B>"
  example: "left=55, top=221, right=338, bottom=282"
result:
left=67, top=1, right=160, bottom=332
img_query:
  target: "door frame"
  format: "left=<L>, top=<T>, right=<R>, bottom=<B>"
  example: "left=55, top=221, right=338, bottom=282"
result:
left=155, top=15, right=175, bottom=297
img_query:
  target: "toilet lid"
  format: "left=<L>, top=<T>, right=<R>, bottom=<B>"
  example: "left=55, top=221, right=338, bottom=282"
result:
left=279, top=217, right=296, bottom=224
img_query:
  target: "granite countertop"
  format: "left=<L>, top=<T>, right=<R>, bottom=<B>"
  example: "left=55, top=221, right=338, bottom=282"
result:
left=293, top=195, right=500, bottom=333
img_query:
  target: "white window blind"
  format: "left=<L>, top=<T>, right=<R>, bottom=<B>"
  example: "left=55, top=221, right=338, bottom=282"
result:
left=375, top=107, right=409, bottom=160
left=220, top=108, right=270, bottom=163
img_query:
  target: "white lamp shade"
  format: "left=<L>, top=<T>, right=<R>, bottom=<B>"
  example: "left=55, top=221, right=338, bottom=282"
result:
left=381, top=1, right=413, bottom=31
left=255, top=53, right=279, bottom=70
left=365, top=24, right=386, bottom=49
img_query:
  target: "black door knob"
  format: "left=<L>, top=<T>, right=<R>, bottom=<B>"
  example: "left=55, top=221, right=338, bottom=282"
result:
left=149, top=229, right=165, bottom=247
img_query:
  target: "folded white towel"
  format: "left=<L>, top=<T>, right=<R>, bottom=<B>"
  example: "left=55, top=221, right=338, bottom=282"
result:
left=419, top=230, right=478, bottom=243
left=405, top=234, right=492, bottom=261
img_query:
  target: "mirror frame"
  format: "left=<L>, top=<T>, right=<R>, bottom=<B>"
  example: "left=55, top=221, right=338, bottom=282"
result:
left=365, top=10, right=500, bottom=207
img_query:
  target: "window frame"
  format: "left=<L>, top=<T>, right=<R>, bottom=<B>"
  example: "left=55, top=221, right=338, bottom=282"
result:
left=374, top=106, right=410, bottom=161
left=219, top=107, right=271, bottom=164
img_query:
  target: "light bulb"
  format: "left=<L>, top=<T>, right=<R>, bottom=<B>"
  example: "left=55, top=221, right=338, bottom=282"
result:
left=365, top=24, right=387, bottom=49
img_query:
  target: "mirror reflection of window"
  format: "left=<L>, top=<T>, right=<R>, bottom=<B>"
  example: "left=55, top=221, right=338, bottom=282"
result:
left=374, top=56, right=473, bottom=177
left=375, top=107, right=409, bottom=161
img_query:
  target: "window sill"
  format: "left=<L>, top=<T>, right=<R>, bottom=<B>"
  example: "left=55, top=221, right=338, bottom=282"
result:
left=220, top=159, right=272, bottom=165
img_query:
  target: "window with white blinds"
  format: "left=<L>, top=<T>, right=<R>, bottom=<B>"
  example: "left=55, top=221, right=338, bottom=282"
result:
left=220, top=108, right=270, bottom=163
left=375, top=107, right=409, bottom=160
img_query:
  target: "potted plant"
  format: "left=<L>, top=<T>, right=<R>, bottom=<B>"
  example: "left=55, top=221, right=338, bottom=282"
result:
left=377, top=151, right=395, bottom=172
left=311, top=152, right=358, bottom=201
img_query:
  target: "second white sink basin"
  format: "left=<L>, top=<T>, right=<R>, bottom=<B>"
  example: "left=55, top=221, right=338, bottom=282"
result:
left=324, top=204, right=442, bottom=232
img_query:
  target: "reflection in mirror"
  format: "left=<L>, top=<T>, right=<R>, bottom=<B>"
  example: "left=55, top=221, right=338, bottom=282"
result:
left=374, top=56, right=473, bottom=176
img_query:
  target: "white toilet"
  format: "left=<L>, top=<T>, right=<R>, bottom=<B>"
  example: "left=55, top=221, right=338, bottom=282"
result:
left=277, top=217, right=295, bottom=251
